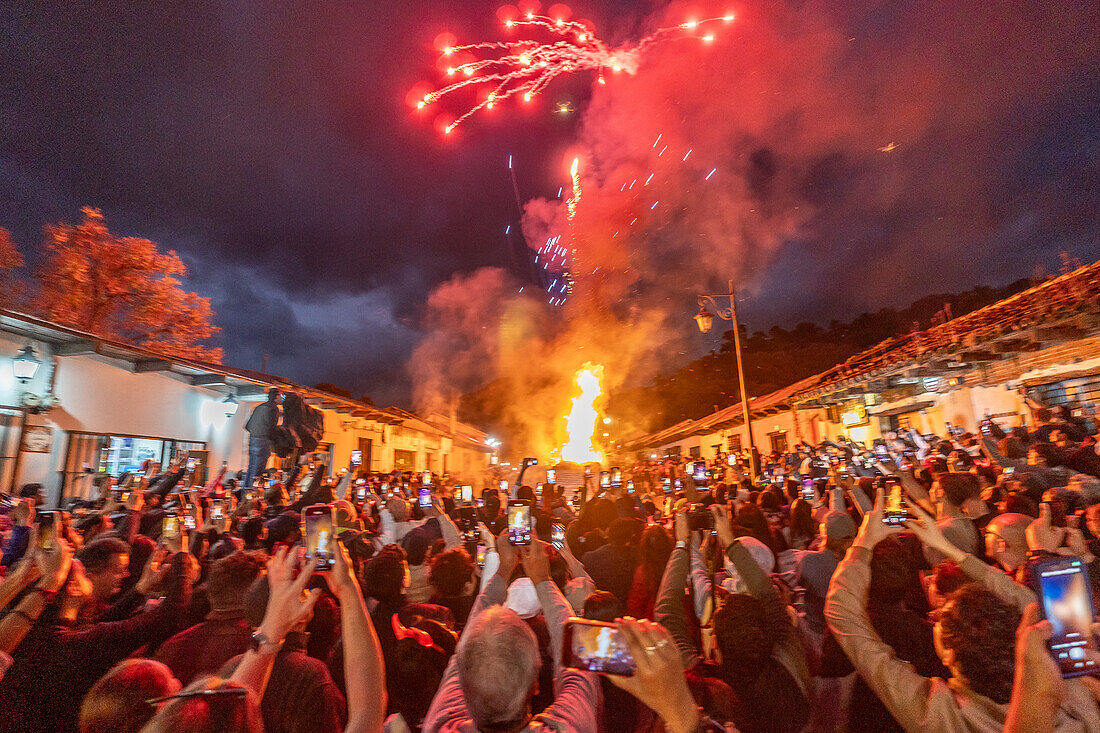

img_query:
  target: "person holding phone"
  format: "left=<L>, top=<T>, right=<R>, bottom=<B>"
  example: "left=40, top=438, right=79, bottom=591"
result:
left=823, top=490, right=1077, bottom=732
left=423, top=530, right=600, bottom=732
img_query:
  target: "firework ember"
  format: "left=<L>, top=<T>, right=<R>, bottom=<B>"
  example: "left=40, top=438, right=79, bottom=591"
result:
left=414, top=7, right=735, bottom=133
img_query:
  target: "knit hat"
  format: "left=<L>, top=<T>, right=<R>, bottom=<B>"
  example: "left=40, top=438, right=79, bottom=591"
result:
left=822, top=510, right=857, bottom=542
left=721, top=536, right=776, bottom=594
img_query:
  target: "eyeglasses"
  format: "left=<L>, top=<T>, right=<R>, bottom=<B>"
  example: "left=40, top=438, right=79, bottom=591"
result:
left=146, top=686, right=248, bottom=706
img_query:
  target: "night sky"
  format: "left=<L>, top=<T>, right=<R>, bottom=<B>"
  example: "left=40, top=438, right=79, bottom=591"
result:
left=1, top=1, right=1097, bottom=407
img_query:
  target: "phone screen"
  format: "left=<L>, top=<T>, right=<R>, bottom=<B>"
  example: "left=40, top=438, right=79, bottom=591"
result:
left=693, top=462, right=707, bottom=481
left=563, top=620, right=637, bottom=676
left=546, top=469, right=557, bottom=484
left=357, top=487, right=367, bottom=500
left=38, top=512, right=56, bottom=549
left=626, top=480, right=634, bottom=493
left=304, top=506, right=336, bottom=569
left=461, top=485, right=473, bottom=503
left=162, top=513, right=180, bottom=539
left=182, top=514, right=197, bottom=531
left=551, top=523, right=566, bottom=549
left=422, top=471, right=432, bottom=485
left=186, top=458, right=196, bottom=471
left=599, top=471, right=610, bottom=488
left=351, top=450, right=362, bottom=466
left=418, top=488, right=432, bottom=508
left=1036, top=556, right=1099, bottom=677
left=801, top=479, right=815, bottom=501
left=610, top=467, right=622, bottom=486
left=476, top=544, right=487, bottom=567
left=662, top=477, right=671, bottom=494
left=499, top=479, right=508, bottom=491
left=507, top=502, right=531, bottom=546
left=211, top=502, right=224, bottom=521
left=883, top=484, right=908, bottom=526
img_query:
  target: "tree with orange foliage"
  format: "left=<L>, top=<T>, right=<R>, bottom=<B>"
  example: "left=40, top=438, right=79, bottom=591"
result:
left=0, top=227, right=25, bottom=308
left=33, top=207, right=223, bottom=363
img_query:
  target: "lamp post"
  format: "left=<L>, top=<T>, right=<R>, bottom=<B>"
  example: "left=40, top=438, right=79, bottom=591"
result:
left=694, top=280, right=759, bottom=477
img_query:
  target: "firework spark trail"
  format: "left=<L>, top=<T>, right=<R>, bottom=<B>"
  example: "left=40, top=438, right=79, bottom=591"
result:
left=417, top=12, right=735, bottom=133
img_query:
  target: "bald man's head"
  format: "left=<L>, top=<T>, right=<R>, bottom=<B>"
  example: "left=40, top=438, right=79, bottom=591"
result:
left=984, top=513, right=1031, bottom=572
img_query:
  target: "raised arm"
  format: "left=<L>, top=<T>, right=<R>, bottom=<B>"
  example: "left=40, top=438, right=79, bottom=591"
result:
left=230, top=546, right=321, bottom=700
left=654, top=513, right=701, bottom=670
left=331, top=540, right=386, bottom=733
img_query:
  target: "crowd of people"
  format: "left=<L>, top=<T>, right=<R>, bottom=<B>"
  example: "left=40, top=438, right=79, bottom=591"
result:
left=2, top=399, right=1100, bottom=732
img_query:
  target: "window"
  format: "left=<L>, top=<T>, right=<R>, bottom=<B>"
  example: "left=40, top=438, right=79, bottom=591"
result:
left=728, top=435, right=742, bottom=452
left=393, top=449, right=416, bottom=470
left=61, top=433, right=206, bottom=502
left=768, top=431, right=788, bottom=453
left=689, top=446, right=701, bottom=458
left=668, top=445, right=682, bottom=456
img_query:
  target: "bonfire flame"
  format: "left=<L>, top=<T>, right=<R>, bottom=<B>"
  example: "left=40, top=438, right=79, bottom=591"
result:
left=560, top=363, right=605, bottom=464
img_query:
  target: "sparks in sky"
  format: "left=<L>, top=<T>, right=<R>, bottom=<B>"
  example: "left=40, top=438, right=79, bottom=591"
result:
left=415, top=8, right=736, bottom=133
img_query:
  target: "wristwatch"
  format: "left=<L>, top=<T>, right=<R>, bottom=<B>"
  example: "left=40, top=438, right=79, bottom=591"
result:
left=248, top=631, right=284, bottom=655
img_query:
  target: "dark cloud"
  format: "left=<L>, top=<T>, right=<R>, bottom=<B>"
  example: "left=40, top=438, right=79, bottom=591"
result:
left=0, top=0, right=1097, bottom=406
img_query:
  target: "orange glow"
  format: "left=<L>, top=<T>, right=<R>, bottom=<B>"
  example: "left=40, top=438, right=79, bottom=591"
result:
left=560, top=364, right=605, bottom=464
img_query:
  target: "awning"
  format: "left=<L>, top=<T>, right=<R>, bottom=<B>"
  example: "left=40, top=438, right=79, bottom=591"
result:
left=1019, top=357, right=1100, bottom=388
left=869, top=400, right=936, bottom=418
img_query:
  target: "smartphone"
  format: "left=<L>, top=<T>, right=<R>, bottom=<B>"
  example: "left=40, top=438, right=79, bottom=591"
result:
left=182, top=514, right=197, bottom=531
left=477, top=498, right=485, bottom=508
left=38, top=511, right=56, bottom=549
left=211, top=501, right=224, bottom=521
left=662, top=477, right=672, bottom=494
left=693, top=462, right=707, bottom=482
left=1033, top=555, right=1100, bottom=677
left=303, top=504, right=336, bottom=569
left=551, top=523, right=566, bottom=550
left=186, top=457, right=196, bottom=471
left=599, top=471, right=610, bottom=489
left=584, top=465, right=593, bottom=477
left=1004, top=466, right=1016, bottom=476
left=610, top=467, right=622, bottom=486
left=546, top=469, right=557, bottom=485
left=507, top=501, right=532, bottom=546
left=162, top=512, right=181, bottom=540
left=499, top=479, right=508, bottom=492
left=801, top=479, right=815, bottom=501
left=476, top=544, right=487, bottom=567
left=626, top=480, right=634, bottom=493
left=674, top=478, right=683, bottom=491
left=883, top=483, right=909, bottom=526
left=422, top=470, right=432, bottom=486
left=356, top=486, right=367, bottom=501
left=1046, top=500, right=1068, bottom=528
left=351, top=450, right=362, bottom=466
left=563, top=618, right=636, bottom=676
left=461, top=485, right=473, bottom=503
left=727, top=454, right=737, bottom=467
left=120, top=490, right=131, bottom=504
left=418, top=488, right=432, bottom=508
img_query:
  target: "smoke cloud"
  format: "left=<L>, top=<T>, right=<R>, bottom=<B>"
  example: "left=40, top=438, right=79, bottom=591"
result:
left=409, top=0, right=1099, bottom=454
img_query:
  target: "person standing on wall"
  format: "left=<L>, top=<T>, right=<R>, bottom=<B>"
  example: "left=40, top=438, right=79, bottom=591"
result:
left=243, top=387, right=282, bottom=490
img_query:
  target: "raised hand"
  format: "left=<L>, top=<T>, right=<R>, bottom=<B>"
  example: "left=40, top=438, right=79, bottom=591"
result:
left=258, top=545, right=321, bottom=644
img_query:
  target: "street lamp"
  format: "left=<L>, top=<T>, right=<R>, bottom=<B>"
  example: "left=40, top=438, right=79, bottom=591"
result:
left=12, top=344, right=40, bottom=384
left=694, top=280, right=759, bottom=477
left=693, top=306, right=715, bottom=334
left=222, top=393, right=240, bottom=418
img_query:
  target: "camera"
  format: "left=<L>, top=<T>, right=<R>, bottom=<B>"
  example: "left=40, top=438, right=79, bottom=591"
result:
left=687, top=503, right=714, bottom=531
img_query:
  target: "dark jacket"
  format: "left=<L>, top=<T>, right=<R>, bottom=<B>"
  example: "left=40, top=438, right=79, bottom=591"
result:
left=0, top=555, right=193, bottom=733
left=154, top=609, right=253, bottom=685
left=222, top=631, right=346, bottom=733
left=246, top=399, right=279, bottom=439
